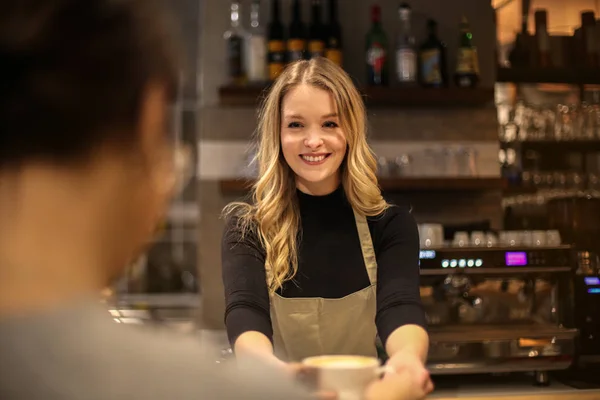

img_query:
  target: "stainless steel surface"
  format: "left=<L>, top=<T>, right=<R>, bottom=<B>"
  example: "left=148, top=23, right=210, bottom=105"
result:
left=429, top=373, right=600, bottom=399
left=421, top=266, right=571, bottom=275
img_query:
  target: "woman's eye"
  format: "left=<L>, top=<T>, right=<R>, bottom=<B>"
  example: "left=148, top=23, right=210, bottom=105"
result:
left=287, top=122, right=302, bottom=128
left=323, top=121, right=339, bottom=128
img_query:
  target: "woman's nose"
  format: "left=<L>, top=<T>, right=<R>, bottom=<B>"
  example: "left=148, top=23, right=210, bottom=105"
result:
left=304, top=130, right=323, bottom=149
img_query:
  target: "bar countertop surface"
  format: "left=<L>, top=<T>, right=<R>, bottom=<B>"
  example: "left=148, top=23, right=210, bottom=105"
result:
left=429, top=374, right=600, bottom=399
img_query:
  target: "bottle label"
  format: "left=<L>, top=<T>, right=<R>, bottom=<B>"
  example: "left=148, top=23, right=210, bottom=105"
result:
left=268, top=40, right=286, bottom=80
left=456, top=47, right=479, bottom=74
left=396, top=48, right=417, bottom=82
left=287, top=39, right=306, bottom=62
left=367, top=43, right=386, bottom=75
left=420, top=49, right=442, bottom=84
left=308, top=40, right=325, bottom=58
left=325, top=48, right=343, bottom=66
left=227, top=36, right=244, bottom=78
left=246, top=36, right=267, bottom=82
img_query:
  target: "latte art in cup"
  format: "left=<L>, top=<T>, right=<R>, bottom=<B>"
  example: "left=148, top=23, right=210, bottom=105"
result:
left=301, top=355, right=393, bottom=400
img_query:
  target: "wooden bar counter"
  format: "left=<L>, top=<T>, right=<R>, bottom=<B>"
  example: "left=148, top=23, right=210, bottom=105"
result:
left=428, top=374, right=600, bottom=399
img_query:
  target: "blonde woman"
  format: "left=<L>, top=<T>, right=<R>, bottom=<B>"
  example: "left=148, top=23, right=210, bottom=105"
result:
left=222, top=57, right=432, bottom=398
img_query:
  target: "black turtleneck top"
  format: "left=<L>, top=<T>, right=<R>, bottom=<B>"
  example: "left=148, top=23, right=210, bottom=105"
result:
left=221, top=186, right=426, bottom=348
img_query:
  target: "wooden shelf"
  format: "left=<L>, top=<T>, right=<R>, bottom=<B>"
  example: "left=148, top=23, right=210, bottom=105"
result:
left=218, top=84, right=271, bottom=107
left=362, top=86, right=494, bottom=108
left=513, top=140, right=600, bottom=153
left=218, top=84, right=494, bottom=108
left=497, top=67, right=600, bottom=85
left=219, top=177, right=506, bottom=194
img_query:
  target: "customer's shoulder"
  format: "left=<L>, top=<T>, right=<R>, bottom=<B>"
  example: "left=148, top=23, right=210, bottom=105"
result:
left=98, top=325, right=310, bottom=400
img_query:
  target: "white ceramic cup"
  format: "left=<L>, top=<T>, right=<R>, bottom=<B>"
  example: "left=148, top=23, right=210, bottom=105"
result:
left=419, top=223, right=444, bottom=248
left=301, top=355, right=393, bottom=400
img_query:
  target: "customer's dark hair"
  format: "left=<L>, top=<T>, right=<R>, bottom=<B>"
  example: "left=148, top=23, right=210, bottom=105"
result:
left=0, top=0, right=181, bottom=167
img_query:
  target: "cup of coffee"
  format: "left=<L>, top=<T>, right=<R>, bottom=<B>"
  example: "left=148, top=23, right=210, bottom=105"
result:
left=300, top=355, right=393, bottom=400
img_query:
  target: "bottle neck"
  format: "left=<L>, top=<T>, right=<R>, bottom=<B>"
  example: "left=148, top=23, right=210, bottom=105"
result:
left=230, top=2, right=240, bottom=28
left=250, top=3, right=260, bottom=28
left=292, top=0, right=301, bottom=22
left=427, top=28, right=437, bottom=39
left=371, top=10, right=381, bottom=26
left=271, top=0, right=280, bottom=22
left=329, top=0, right=338, bottom=23
left=398, top=9, right=411, bottom=33
left=312, top=5, right=320, bottom=23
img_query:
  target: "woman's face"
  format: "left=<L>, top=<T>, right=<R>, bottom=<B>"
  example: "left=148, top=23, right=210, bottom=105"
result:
left=280, top=84, right=347, bottom=196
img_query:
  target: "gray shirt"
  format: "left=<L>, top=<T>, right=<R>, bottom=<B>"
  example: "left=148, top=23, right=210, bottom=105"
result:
left=0, top=302, right=312, bottom=399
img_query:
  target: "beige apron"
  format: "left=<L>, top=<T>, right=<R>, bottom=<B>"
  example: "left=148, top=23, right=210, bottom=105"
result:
left=269, top=209, right=378, bottom=362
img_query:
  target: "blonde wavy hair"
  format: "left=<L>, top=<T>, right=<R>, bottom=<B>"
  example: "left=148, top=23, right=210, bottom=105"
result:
left=223, top=57, right=389, bottom=294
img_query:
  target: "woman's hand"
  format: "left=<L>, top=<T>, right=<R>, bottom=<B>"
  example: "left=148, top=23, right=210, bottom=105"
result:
left=365, top=369, right=427, bottom=400
left=384, top=352, right=434, bottom=399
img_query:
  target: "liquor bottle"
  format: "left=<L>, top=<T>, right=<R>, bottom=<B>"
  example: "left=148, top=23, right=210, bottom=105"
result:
left=453, top=16, right=480, bottom=88
left=245, top=0, right=268, bottom=83
left=267, top=0, right=286, bottom=81
left=288, top=0, right=306, bottom=62
left=308, top=0, right=326, bottom=58
left=325, top=0, right=343, bottom=67
left=581, top=11, right=598, bottom=67
left=366, top=4, right=389, bottom=86
left=534, top=10, right=551, bottom=67
left=224, top=1, right=246, bottom=85
left=395, top=3, right=417, bottom=85
left=419, top=19, right=447, bottom=88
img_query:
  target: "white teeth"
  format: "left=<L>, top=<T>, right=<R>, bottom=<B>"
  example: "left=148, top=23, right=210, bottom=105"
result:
left=302, top=155, right=326, bottom=162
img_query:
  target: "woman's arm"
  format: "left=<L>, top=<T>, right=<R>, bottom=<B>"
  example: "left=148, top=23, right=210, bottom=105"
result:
left=385, top=324, right=429, bottom=363
left=221, top=216, right=281, bottom=365
left=373, top=205, right=429, bottom=360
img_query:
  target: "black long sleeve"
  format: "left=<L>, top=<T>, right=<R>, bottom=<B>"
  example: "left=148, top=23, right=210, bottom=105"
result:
left=221, top=186, right=426, bottom=348
left=371, top=206, right=427, bottom=344
left=221, top=218, right=273, bottom=345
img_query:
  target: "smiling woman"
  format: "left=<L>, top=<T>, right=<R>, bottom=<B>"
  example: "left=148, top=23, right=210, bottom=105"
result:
left=280, top=84, right=347, bottom=195
left=221, top=57, right=433, bottom=398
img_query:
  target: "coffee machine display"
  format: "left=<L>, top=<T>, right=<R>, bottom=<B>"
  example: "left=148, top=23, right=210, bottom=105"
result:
left=419, top=246, right=578, bottom=384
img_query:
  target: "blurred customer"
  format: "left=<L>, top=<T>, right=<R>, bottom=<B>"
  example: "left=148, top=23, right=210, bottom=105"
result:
left=0, top=1, right=425, bottom=399
left=0, top=0, right=310, bottom=398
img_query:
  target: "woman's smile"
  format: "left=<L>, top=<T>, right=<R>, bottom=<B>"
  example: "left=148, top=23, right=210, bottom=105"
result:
left=300, top=153, right=331, bottom=165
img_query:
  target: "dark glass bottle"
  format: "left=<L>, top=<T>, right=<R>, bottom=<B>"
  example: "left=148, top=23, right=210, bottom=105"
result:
left=418, top=19, right=448, bottom=88
left=534, top=9, right=551, bottom=67
left=581, top=11, right=598, bottom=67
left=453, top=16, right=480, bottom=88
left=224, top=1, right=246, bottom=85
left=324, top=0, right=342, bottom=67
left=308, top=0, right=326, bottom=58
left=267, top=0, right=286, bottom=80
left=365, top=4, right=388, bottom=86
left=287, top=0, right=306, bottom=62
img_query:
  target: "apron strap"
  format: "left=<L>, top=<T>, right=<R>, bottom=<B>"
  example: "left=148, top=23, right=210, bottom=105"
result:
left=352, top=209, right=378, bottom=285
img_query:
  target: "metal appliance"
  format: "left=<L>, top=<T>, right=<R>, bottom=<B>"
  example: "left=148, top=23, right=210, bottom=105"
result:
left=573, top=251, right=600, bottom=363
left=419, top=246, right=578, bottom=385
left=546, top=195, right=600, bottom=366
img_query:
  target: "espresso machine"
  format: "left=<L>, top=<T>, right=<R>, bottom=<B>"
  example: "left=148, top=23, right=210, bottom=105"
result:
left=419, top=245, right=578, bottom=385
